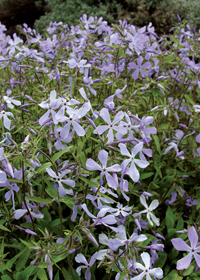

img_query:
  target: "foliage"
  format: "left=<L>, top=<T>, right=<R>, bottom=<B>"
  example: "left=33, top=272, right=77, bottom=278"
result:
left=0, top=13, right=200, bottom=280
left=34, top=0, right=120, bottom=35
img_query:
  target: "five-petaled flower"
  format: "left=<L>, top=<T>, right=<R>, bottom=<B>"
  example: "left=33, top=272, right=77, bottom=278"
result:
left=131, top=252, right=163, bottom=280
left=171, top=226, right=200, bottom=270
left=133, top=195, right=160, bottom=226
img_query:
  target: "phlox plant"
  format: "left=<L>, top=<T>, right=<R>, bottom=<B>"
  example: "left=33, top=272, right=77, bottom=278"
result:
left=0, top=13, right=200, bottom=280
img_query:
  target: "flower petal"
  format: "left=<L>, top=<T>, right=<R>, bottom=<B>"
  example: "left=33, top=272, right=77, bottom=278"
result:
left=86, top=159, right=102, bottom=171
left=188, top=226, right=198, bottom=249
left=171, top=238, right=191, bottom=251
left=177, top=252, right=192, bottom=270
left=98, top=150, right=108, bottom=168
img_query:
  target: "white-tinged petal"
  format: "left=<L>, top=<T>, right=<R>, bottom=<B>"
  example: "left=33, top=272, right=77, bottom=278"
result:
left=75, top=253, right=88, bottom=265
left=150, top=213, right=160, bottom=226
left=119, top=143, right=131, bottom=157
left=149, top=268, right=163, bottom=279
left=86, top=159, right=102, bottom=171
left=135, top=159, right=149, bottom=168
left=149, top=200, right=159, bottom=211
left=46, top=167, right=57, bottom=178
left=171, top=238, right=191, bottom=251
left=132, top=142, right=143, bottom=157
left=131, top=272, right=145, bottom=280
left=98, top=150, right=108, bottom=168
left=141, top=252, right=150, bottom=269
left=140, top=195, right=148, bottom=209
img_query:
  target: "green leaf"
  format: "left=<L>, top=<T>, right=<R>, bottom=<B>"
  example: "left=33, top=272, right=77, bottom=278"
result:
left=54, top=271, right=60, bottom=280
left=163, top=270, right=183, bottom=280
left=79, top=176, right=99, bottom=187
left=45, top=184, right=58, bottom=200
left=140, top=172, right=154, bottom=180
left=25, top=196, right=53, bottom=204
left=182, top=265, right=194, bottom=276
left=61, top=268, right=73, bottom=280
left=176, top=218, right=184, bottom=231
left=60, top=196, right=74, bottom=210
left=36, top=162, right=52, bottom=174
left=52, top=146, right=72, bottom=163
left=185, top=93, right=195, bottom=106
left=152, top=135, right=161, bottom=154
left=16, top=247, right=31, bottom=271
left=6, top=249, right=25, bottom=269
left=166, top=206, right=175, bottom=230
left=167, top=228, right=177, bottom=238
left=0, top=224, right=10, bottom=232
left=1, top=276, right=12, bottom=280
left=119, top=271, right=127, bottom=280
left=154, top=252, right=167, bottom=268
left=51, top=249, right=69, bottom=264
left=15, top=266, right=36, bottom=280
left=37, top=268, right=48, bottom=280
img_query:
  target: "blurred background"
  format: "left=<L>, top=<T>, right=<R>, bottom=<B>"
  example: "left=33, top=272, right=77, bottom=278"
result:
left=0, top=0, right=200, bottom=38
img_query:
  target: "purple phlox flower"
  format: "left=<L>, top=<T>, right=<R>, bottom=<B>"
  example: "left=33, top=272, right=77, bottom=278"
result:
left=0, top=110, right=14, bottom=130
left=196, top=134, right=200, bottom=143
left=5, top=182, right=19, bottom=210
left=7, top=33, right=23, bottom=56
left=171, top=226, right=200, bottom=270
left=165, top=189, right=177, bottom=205
left=139, top=147, right=152, bottom=161
left=38, top=90, right=61, bottom=125
left=94, top=108, right=126, bottom=143
left=53, top=125, right=73, bottom=150
left=14, top=200, right=44, bottom=221
left=112, top=163, right=130, bottom=202
left=119, top=142, right=149, bottom=182
left=3, top=89, right=21, bottom=109
left=46, top=167, right=75, bottom=198
left=116, top=112, right=139, bottom=140
left=80, top=14, right=96, bottom=29
left=147, top=22, right=158, bottom=38
left=14, top=225, right=37, bottom=235
left=104, top=85, right=127, bottom=110
left=194, top=105, right=200, bottom=112
left=82, top=68, right=97, bottom=96
left=133, top=195, right=160, bottom=226
left=108, top=225, right=147, bottom=251
left=81, top=203, right=117, bottom=230
left=127, top=26, right=148, bottom=55
left=134, top=214, right=148, bottom=231
left=146, top=238, right=164, bottom=265
left=185, top=197, right=198, bottom=207
left=58, top=105, right=90, bottom=138
left=63, top=54, right=91, bottom=69
left=55, top=96, right=80, bottom=120
left=164, top=142, right=185, bottom=159
left=86, top=185, right=117, bottom=206
left=128, top=56, right=151, bottom=80
left=132, top=115, right=157, bottom=145
left=79, top=87, right=97, bottom=119
left=86, top=149, right=121, bottom=190
left=109, top=202, right=132, bottom=217
left=95, top=233, right=112, bottom=261
left=75, top=252, right=97, bottom=280
left=145, top=41, right=159, bottom=60
left=131, top=252, right=163, bottom=280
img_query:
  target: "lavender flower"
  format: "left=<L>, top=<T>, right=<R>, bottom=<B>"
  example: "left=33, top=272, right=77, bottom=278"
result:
left=75, top=253, right=97, bottom=280
left=171, top=226, right=200, bottom=270
left=86, top=149, right=121, bottom=189
left=133, top=195, right=160, bottom=226
left=132, top=252, right=163, bottom=279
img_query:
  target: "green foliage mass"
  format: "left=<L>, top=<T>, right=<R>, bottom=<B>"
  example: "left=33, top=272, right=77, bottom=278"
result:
left=34, top=0, right=120, bottom=35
